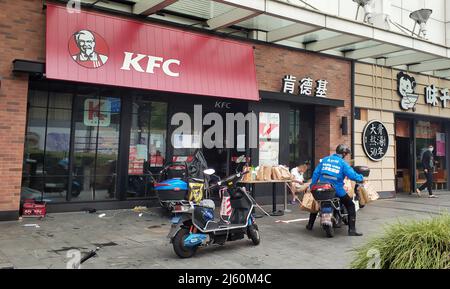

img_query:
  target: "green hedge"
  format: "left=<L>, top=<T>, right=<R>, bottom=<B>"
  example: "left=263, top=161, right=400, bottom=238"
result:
left=351, top=213, right=450, bottom=269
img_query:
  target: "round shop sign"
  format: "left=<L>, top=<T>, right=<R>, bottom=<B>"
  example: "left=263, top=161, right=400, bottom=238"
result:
left=362, top=120, right=389, bottom=162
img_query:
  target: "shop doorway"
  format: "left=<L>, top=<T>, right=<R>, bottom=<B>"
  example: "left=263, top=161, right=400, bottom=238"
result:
left=395, top=118, right=413, bottom=193
left=289, top=106, right=314, bottom=179
left=168, top=97, right=250, bottom=179
left=395, top=117, right=448, bottom=194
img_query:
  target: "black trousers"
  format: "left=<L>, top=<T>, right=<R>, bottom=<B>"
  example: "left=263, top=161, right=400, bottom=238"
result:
left=309, top=194, right=356, bottom=226
left=418, top=170, right=434, bottom=195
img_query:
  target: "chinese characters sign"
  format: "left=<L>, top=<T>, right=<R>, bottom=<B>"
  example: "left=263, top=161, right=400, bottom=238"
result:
left=362, top=120, right=389, bottom=162
left=424, top=84, right=450, bottom=108
left=397, top=71, right=450, bottom=111
left=282, top=75, right=329, bottom=97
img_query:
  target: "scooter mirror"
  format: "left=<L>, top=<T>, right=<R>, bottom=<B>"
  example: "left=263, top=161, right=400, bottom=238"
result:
left=203, top=169, right=215, bottom=175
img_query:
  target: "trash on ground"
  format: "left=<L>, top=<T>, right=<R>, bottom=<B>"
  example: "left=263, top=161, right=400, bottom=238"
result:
left=98, top=213, right=106, bottom=218
left=132, top=206, right=148, bottom=213
left=80, top=247, right=100, bottom=264
left=82, top=208, right=97, bottom=214
left=23, top=224, right=40, bottom=228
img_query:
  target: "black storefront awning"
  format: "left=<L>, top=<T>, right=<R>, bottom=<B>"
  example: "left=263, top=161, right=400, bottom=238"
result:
left=260, top=90, right=345, bottom=107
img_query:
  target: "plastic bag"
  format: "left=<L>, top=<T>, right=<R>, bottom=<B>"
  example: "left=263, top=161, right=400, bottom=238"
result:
left=344, top=178, right=355, bottom=198
left=188, top=183, right=204, bottom=203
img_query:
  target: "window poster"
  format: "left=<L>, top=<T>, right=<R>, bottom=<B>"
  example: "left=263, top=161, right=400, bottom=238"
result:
left=259, top=112, right=280, bottom=166
left=436, top=133, right=446, bottom=157
left=84, top=98, right=111, bottom=127
left=128, top=146, right=144, bottom=175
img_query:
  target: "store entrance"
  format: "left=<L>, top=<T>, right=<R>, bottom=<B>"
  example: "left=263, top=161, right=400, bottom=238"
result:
left=395, top=117, right=449, bottom=194
left=395, top=118, right=413, bottom=193
left=168, top=97, right=249, bottom=179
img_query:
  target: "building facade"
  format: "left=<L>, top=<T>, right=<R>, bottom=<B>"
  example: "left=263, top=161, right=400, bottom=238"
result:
left=0, top=0, right=352, bottom=220
left=354, top=63, right=450, bottom=197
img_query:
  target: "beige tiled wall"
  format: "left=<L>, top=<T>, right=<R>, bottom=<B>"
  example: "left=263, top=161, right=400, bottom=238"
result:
left=355, top=113, right=396, bottom=193
left=354, top=63, right=450, bottom=193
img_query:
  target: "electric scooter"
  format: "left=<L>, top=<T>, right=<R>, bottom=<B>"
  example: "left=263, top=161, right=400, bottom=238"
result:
left=167, top=169, right=260, bottom=258
left=310, top=166, right=370, bottom=238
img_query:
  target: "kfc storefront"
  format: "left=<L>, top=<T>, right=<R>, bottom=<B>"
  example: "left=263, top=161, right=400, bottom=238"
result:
left=0, top=1, right=352, bottom=218
left=19, top=3, right=259, bottom=212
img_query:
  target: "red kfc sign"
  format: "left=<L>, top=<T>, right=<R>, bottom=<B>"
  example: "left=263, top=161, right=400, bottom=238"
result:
left=46, top=4, right=259, bottom=101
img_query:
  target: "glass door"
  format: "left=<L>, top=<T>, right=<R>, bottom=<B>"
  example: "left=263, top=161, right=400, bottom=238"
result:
left=395, top=118, right=413, bottom=193
left=415, top=120, right=447, bottom=191
left=72, top=88, right=121, bottom=201
left=289, top=106, right=314, bottom=179
left=127, top=96, right=168, bottom=198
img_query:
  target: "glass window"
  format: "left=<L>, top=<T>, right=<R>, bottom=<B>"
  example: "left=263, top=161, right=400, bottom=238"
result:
left=415, top=120, right=447, bottom=190
left=73, top=92, right=121, bottom=201
left=128, top=97, right=167, bottom=198
left=22, top=91, right=73, bottom=203
left=289, top=107, right=314, bottom=179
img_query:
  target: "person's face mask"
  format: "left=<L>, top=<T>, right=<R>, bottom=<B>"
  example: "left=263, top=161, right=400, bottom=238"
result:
left=429, top=147, right=434, bottom=152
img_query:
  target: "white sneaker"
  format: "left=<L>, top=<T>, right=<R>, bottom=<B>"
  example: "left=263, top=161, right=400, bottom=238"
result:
left=429, top=195, right=438, bottom=198
left=416, top=189, right=422, bottom=197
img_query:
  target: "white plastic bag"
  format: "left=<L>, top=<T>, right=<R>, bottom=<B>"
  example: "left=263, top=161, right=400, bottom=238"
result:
left=353, top=196, right=360, bottom=212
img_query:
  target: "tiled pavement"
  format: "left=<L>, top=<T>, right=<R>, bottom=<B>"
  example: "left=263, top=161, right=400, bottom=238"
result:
left=0, top=192, right=448, bottom=269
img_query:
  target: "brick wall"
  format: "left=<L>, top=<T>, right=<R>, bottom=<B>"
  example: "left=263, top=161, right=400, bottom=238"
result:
left=0, top=0, right=45, bottom=219
left=253, top=44, right=353, bottom=165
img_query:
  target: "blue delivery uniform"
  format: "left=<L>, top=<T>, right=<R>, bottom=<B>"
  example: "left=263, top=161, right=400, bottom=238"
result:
left=311, top=154, right=364, bottom=197
left=307, top=153, right=365, bottom=235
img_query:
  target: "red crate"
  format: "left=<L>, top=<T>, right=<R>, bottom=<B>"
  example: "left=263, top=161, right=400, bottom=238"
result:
left=22, top=199, right=46, bottom=218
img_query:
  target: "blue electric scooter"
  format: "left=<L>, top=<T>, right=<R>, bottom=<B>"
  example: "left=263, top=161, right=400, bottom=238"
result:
left=154, top=150, right=209, bottom=211
left=167, top=169, right=260, bottom=258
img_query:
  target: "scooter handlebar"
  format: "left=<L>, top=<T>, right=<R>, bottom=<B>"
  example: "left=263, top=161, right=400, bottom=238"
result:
left=209, top=170, right=249, bottom=189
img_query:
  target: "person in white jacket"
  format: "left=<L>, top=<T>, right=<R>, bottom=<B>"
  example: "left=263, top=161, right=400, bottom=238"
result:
left=289, top=164, right=310, bottom=204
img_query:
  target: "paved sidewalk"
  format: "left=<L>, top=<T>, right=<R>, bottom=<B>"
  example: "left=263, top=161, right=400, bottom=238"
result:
left=0, top=192, right=449, bottom=269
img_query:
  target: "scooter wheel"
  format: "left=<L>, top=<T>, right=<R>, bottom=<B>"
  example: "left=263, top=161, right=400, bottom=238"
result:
left=247, top=224, right=260, bottom=246
left=322, top=224, right=334, bottom=238
left=173, top=228, right=198, bottom=258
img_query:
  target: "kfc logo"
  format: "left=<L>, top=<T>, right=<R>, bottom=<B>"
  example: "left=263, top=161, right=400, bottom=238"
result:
left=69, top=30, right=109, bottom=69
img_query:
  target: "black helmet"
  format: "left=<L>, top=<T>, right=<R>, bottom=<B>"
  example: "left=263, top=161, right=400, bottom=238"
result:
left=336, top=144, right=351, bottom=156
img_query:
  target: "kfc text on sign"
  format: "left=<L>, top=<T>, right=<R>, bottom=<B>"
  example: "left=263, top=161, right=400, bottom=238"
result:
left=121, top=52, right=181, bottom=77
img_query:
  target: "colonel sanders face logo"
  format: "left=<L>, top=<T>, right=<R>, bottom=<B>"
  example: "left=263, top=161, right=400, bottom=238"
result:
left=397, top=72, right=418, bottom=111
left=69, top=30, right=109, bottom=69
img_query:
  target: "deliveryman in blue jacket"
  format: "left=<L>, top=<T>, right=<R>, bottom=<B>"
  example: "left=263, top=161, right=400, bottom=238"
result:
left=307, top=144, right=365, bottom=236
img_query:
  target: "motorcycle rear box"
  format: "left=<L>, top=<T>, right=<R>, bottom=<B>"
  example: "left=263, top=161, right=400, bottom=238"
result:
left=354, top=166, right=370, bottom=177
left=155, top=179, right=188, bottom=201
left=311, top=183, right=336, bottom=201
